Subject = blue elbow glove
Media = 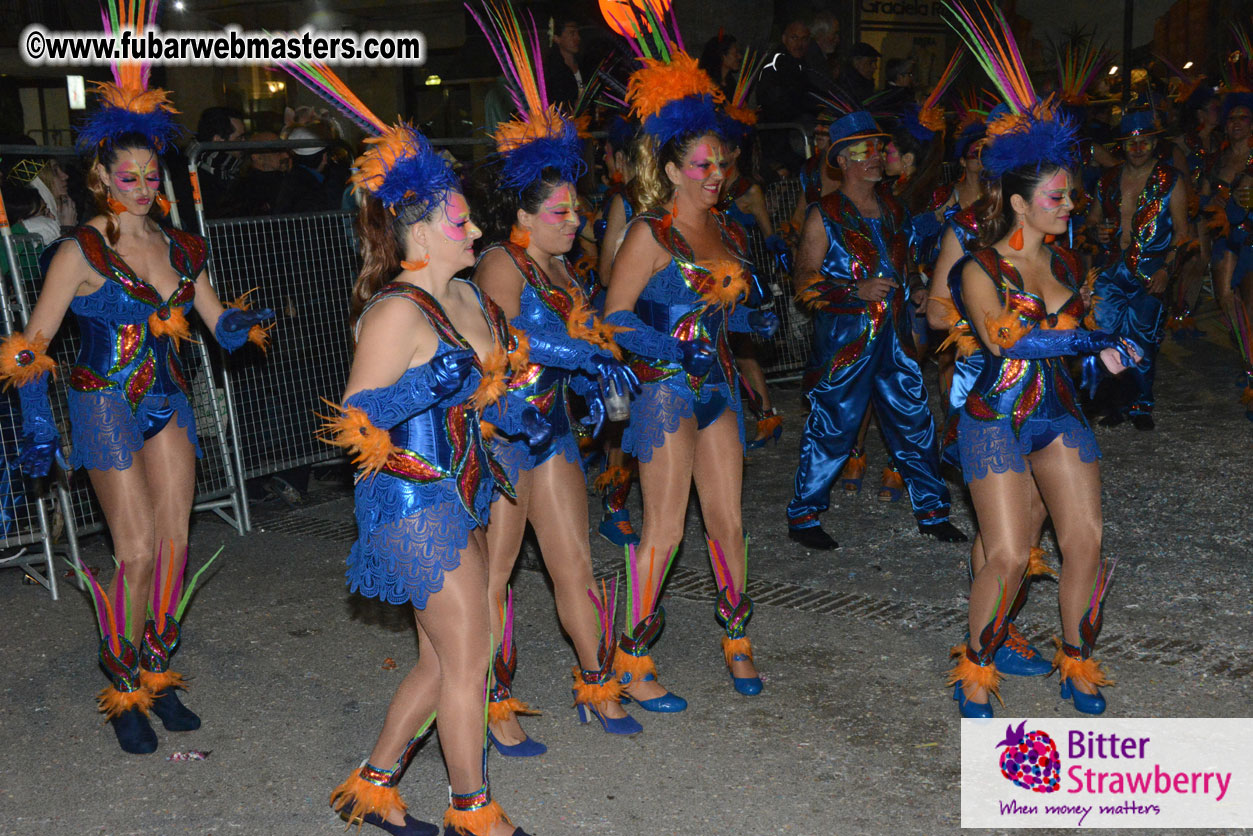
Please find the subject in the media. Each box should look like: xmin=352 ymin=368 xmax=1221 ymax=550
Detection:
xmin=580 ymin=390 xmax=606 ymax=439
xmin=487 ymin=394 xmax=553 ymax=449
xmin=15 ymin=373 xmax=65 ymax=478
xmin=748 ymin=310 xmax=779 ymax=339
xmin=1002 ymin=328 xmax=1124 ymax=360
xmin=765 ymin=234 xmax=792 ymax=276
xmin=343 ymin=348 xmax=477 ymax=429
xmin=679 ymin=339 xmax=716 ymax=377
xmin=594 ymin=356 xmax=640 ymax=400
xmin=215 ymin=306 xmax=275 ymax=353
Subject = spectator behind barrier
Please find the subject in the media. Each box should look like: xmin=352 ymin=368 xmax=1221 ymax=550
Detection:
xmin=804 ymin=10 xmax=841 ymax=90
xmin=195 ymin=105 xmax=246 ymax=218
xmin=840 ymin=41 xmax=880 ymax=105
xmin=874 ymin=57 xmax=917 ymax=113
xmin=218 ymin=131 xmax=289 ymax=218
xmin=757 ymin=21 xmax=821 ymax=176
xmin=698 ymin=31 xmax=743 ymax=101
xmin=544 ymin=11 xmax=584 ymax=112
xmin=274 ymin=122 xmax=347 ymax=214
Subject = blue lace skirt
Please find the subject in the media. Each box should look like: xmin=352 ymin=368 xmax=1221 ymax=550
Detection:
xmin=348 ymin=473 xmax=491 ymax=611
xmin=492 ymin=426 xmax=584 ymax=486
xmin=957 ymin=411 xmax=1100 ymax=483
xmin=621 ymin=377 xmax=743 ymax=462
xmin=67 ymin=390 xmax=200 ymax=471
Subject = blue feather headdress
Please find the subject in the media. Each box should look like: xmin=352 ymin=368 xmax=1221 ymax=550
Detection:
xmin=468 ymin=0 xmax=586 ymax=191
xmin=77 ymin=0 xmax=182 ymax=155
xmin=944 ymin=0 xmax=1078 ymax=180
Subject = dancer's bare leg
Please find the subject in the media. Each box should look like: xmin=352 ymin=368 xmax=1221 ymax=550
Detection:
xmin=690 ymin=410 xmax=757 ymax=680
xmin=630 ymin=415 xmax=698 ymax=701
xmin=528 ymin=455 xmax=628 ymax=719
xmin=484 ymin=470 xmax=533 ymax=746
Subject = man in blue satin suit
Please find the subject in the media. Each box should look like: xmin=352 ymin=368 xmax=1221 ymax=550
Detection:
xmin=786 ymin=109 xmax=966 ymax=551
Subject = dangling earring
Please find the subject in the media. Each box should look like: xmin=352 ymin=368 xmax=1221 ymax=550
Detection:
xmin=509 ymin=225 xmax=530 ymax=248
xmin=107 ymin=192 xmax=127 ymax=215
xmin=401 ymin=253 xmax=429 ymax=271
xmin=1009 ymin=225 xmax=1025 ymax=250
xmin=1043 ymin=233 xmax=1056 ymax=244
xmin=154 ymin=193 xmax=171 ymax=215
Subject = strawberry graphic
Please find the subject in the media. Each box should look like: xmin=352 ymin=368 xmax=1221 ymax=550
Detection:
xmin=996 ymin=721 xmax=1060 ymax=793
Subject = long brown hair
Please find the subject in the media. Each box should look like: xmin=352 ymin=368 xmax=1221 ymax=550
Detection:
xmin=86 ymin=133 xmax=165 ymax=244
xmin=972 ymin=165 xmax=1066 ymax=250
xmin=350 ymin=195 xmax=440 ymax=330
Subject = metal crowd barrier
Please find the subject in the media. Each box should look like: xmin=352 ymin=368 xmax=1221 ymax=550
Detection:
xmin=0 ymin=143 xmax=246 ymax=599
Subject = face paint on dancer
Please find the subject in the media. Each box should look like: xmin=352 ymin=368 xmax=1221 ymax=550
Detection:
xmin=522 ymin=182 xmax=579 ymax=255
xmin=1123 ymin=135 xmax=1154 ymax=167
xmin=884 ymin=142 xmax=904 ymax=177
xmin=837 ymin=138 xmax=885 ymax=182
xmin=1024 ymin=168 xmax=1074 ymax=236
xmin=105 ymin=148 xmax=161 ymax=215
xmin=429 ymin=191 xmax=481 ymax=270
xmin=669 ymin=135 xmax=727 ymax=208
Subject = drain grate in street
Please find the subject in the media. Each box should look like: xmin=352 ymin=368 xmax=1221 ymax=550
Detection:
xmin=263 ymin=507 xmax=1251 ymax=681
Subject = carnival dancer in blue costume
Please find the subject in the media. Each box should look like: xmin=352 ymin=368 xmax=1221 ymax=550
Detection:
xmin=940 ymin=0 xmax=1138 ymax=719
xmin=787 ymin=100 xmax=966 ymax=550
xmin=1205 ymin=72 xmax=1253 ymax=418
xmin=601 ymin=0 xmax=777 ymax=704
xmin=0 ymin=0 xmax=273 ymax=756
xmin=592 ymin=115 xmax=646 ymax=548
xmin=302 ymin=62 xmax=536 ymax=836
xmin=1164 ymin=62 xmax=1219 ymax=339
xmin=465 ymin=0 xmax=644 ymax=755
xmin=1086 ymin=109 xmax=1187 ymax=430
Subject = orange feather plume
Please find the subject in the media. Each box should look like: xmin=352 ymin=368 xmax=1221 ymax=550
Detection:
xmin=627 ymin=53 xmax=724 ymax=122
xmin=506 ymin=328 xmax=531 ymax=374
xmin=571 ymin=666 xmax=624 ymax=705
xmin=1044 ymin=313 xmax=1079 ymax=331
xmin=985 ymin=297 xmax=1031 ymax=349
xmin=444 ymin=801 xmax=511 ymax=836
xmin=330 ymin=772 xmax=407 ymax=827
xmin=470 ymin=348 xmax=509 ymax=409
xmin=694 ymin=259 xmax=748 ymax=311
xmin=0 ymin=332 xmax=56 ymax=388
xmin=1052 ymin=639 xmax=1114 ymax=689
xmin=148 ymin=307 xmax=192 ymax=351
xmin=494 ymin=103 xmax=572 ymax=151
xmin=315 ymin=399 xmax=396 ymax=480
xmin=350 ymin=122 xmax=422 ymax=198
xmin=247 ymin=323 xmax=274 ymax=353
xmin=947 ymin=644 xmax=1004 ymax=706
xmin=1027 ymin=546 xmax=1057 ymax=577
xmin=724 ymin=103 xmax=758 ymax=126
xmin=593 ymin=464 xmax=632 ymax=492
xmin=97 ymin=685 xmax=154 ymax=720
xmin=92 ymin=81 xmax=178 ymax=117
xmin=722 ymin=636 xmax=753 ymax=667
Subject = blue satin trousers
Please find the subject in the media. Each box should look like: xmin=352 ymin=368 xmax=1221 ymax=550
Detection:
xmin=1094 ymin=264 xmax=1163 ymax=414
xmin=787 ymin=318 xmax=951 ymax=527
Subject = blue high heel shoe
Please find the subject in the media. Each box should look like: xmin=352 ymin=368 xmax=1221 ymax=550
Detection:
xmin=618 ymin=670 xmax=687 ymax=712
xmin=952 ymin=681 xmax=994 ymax=718
xmin=487 ymin=728 xmax=547 ymax=757
xmin=1059 ymin=678 xmax=1107 ymax=715
xmin=575 ymin=699 xmax=643 ymax=734
xmin=728 ymin=652 xmax=762 ymax=696
xmin=746 ymin=411 xmax=782 ymax=450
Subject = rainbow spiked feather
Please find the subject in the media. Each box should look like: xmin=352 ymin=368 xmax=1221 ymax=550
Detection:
xmin=468 ymin=0 xmax=585 ymax=190
xmin=943 ymin=0 xmax=1077 ymax=179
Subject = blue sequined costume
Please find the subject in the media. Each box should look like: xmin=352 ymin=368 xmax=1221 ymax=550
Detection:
xmin=482 ymin=241 xmax=591 ymax=484
xmin=949 ymin=246 xmax=1099 ymax=482
xmin=1091 ymin=160 xmax=1178 ymax=415
xmin=43 ymin=225 xmax=205 ymax=471
xmin=346 ymin=281 xmax=514 ymax=610
xmin=617 ymin=211 xmax=750 ymax=461
xmin=787 ymin=189 xmax=952 ymax=529
xmin=591 ymin=184 xmax=635 ymax=314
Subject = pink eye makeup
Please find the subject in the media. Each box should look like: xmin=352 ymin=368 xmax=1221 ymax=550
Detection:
xmin=440 ymin=193 xmax=472 ymax=241
xmin=1035 ymin=171 xmax=1072 ymax=209
xmin=683 ymin=140 xmax=725 ymax=180
xmin=112 ymin=157 xmax=159 ymax=192
xmin=539 ymin=185 xmax=576 ymax=224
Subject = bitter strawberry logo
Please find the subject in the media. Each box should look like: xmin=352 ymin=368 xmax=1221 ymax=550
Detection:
xmin=996 ymin=721 xmax=1061 ymax=793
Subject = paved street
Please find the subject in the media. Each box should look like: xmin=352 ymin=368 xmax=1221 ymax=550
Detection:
xmin=1 ymin=310 xmax=1249 ymax=836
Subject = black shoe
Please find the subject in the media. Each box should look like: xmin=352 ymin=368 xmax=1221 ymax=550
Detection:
xmin=918 ymin=520 xmax=968 ymax=542
xmin=788 ymin=526 xmax=839 ymax=550
xmin=362 ymin=812 xmax=440 ymax=836
xmin=150 ymin=687 xmax=201 ymax=732
xmin=1130 ymin=413 xmax=1155 ymax=431
xmin=1097 ymin=411 xmax=1126 ymax=427
xmin=110 ymin=707 xmax=158 ymax=755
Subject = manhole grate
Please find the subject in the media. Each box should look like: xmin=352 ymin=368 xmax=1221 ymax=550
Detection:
xmin=262 ymin=507 xmax=1251 ymax=680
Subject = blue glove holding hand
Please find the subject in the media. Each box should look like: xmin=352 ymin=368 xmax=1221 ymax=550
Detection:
xmin=748 ymin=310 xmax=780 ymax=339
xmin=680 ymin=339 xmax=716 ymax=377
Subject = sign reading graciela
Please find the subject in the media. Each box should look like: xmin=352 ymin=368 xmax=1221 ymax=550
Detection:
xmin=961 ymin=718 xmax=1252 ymax=828
xmin=857 ymin=0 xmax=947 ymax=32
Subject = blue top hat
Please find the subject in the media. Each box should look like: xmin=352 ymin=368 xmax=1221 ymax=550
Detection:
xmin=1117 ymin=109 xmax=1163 ymax=140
